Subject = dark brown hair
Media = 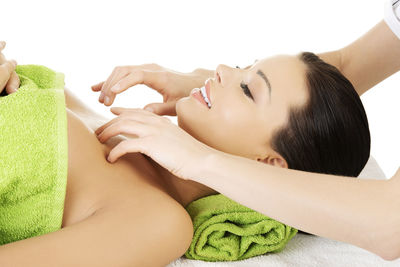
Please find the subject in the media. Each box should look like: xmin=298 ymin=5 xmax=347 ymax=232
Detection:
xmin=270 ymin=52 xmax=370 ymax=177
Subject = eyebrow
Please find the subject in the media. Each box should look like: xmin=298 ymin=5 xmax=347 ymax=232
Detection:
xmin=256 ymin=69 xmax=272 ymax=103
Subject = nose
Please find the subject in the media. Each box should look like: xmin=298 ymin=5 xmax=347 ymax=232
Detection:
xmin=215 ymin=64 xmax=236 ymax=86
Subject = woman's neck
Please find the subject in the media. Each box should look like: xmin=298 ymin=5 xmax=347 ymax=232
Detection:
xmin=143 ymin=155 xmax=218 ymax=207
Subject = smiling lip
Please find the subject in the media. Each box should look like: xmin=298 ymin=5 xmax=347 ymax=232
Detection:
xmin=205 ymin=79 xmax=211 ymax=103
xmin=191 ymin=90 xmax=209 ymax=108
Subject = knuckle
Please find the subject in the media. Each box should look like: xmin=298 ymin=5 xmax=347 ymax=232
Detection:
xmin=119 ymin=110 xmax=130 ymax=117
xmin=120 ymin=66 xmax=129 ymax=73
xmin=134 ymin=69 xmax=144 ymax=81
xmin=142 ymin=63 xmax=157 ymax=69
xmin=114 ymin=119 xmax=126 ymax=128
xmin=113 ymin=66 xmax=124 ymax=75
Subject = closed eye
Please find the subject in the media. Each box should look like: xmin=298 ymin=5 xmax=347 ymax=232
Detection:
xmin=240 ymin=82 xmax=254 ymax=101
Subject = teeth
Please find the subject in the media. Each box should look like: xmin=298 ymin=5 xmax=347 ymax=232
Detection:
xmin=200 ymin=86 xmax=211 ymax=108
xmin=191 ymin=87 xmax=200 ymax=94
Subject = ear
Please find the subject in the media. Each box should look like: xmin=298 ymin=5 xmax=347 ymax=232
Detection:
xmin=257 ymin=154 xmax=288 ymax=169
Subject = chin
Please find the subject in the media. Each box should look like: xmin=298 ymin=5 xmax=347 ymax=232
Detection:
xmin=176 ymin=97 xmax=195 ymax=134
xmin=176 ymin=97 xmax=188 ymax=127
xmin=176 ymin=97 xmax=212 ymax=146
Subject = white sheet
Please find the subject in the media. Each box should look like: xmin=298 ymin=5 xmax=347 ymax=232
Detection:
xmin=168 ymin=156 xmax=400 ymax=266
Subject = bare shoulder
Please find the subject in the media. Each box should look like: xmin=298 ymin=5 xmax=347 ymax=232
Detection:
xmin=56 ymin=109 xmax=194 ymax=265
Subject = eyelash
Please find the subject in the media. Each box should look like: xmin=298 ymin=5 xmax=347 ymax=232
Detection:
xmin=240 ymin=82 xmax=254 ymax=101
xmin=236 ymin=66 xmax=254 ymax=101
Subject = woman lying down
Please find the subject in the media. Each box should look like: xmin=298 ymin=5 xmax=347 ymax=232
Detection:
xmin=0 ymin=40 xmax=370 ymax=266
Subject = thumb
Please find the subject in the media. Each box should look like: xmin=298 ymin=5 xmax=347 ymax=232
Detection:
xmin=143 ymin=101 xmax=177 ymax=116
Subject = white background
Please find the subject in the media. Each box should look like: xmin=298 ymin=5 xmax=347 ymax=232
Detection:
xmin=1 ymin=0 xmax=399 ymax=178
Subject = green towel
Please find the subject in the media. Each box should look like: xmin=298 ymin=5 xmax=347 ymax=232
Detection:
xmin=0 ymin=65 xmax=68 ymax=245
xmin=184 ymin=194 xmax=298 ymax=261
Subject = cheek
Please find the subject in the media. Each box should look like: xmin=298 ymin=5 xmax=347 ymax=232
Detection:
xmin=211 ymin=120 xmax=266 ymax=157
xmin=176 ymin=97 xmax=267 ymax=157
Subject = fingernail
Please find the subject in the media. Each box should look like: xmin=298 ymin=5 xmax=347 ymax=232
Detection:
xmin=104 ymin=96 xmax=110 ymax=105
xmin=111 ymin=84 xmax=119 ymax=92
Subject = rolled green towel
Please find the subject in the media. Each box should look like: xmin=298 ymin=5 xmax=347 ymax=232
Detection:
xmin=184 ymin=194 xmax=298 ymax=261
xmin=0 ymin=65 xmax=68 ymax=245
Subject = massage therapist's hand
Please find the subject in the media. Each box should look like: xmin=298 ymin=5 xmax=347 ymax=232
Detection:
xmin=91 ymin=63 xmax=213 ymax=115
xmin=95 ymin=107 xmax=215 ymax=180
xmin=0 ymin=41 xmax=20 ymax=95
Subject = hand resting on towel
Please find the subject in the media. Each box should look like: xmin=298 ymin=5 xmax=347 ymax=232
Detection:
xmin=0 ymin=41 xmax=20 ymax=96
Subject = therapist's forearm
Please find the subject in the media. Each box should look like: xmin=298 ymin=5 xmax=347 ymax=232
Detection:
xmin=318 ymin=20 xmax=400 ymax=96
xmin=196 ymin=151 xmax=400 ymax=260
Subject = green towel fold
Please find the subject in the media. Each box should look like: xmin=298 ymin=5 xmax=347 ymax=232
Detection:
xmin=184 ymin=194 xmax=297 ymax=261
xmin=0 ymin=65 xmax=68 ymax=245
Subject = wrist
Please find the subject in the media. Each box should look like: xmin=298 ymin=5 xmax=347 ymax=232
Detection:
xmin=191 ymin=68 xmax=215 ymax=84
xmin=180 ymin=68 xmax=215 ymax=97
xmin=317 ymin=49 xmax=344 ymax=73
xmin=190 ymin=146 xmax=224 ymax=184
xmin=191 ymin=67 xmax=215 ymax=76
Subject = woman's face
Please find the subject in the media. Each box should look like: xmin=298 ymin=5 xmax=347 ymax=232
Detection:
xmin=176 ymin=55 xmax=309 ymax=166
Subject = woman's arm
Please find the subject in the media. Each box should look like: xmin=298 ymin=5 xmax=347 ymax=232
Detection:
xmin=198 ymin=151 xmax=400 ymax=261
xmin=0 ymin=200 xmax=191 ymax=266
xmin=318 ymin=20 xmax=400 ymax=96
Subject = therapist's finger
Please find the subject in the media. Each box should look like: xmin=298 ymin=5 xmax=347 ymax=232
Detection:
xmin=102 ymin=73 xmax=121 ymax=106
xmin=110 ymin=70 xmax=167 ymax=94
xmin=104 ymin=70 xmax=167 ymax=107
xmin=143 ymin=101 xmax=178 ymax=116
xmin=100 ymin=67 xmax=128 ymax=105
xmin=98 ymin=70 xmax=116 ymax=103
xmin=107 ymin=138 xmax=150 ymax=163
xmin=97 ymin=119 xmax=149 ymax=144
xmin=91 ymin=81 xmax=104 ymax=92
xmin=95 ymin=107 xmax=153 ymax=135
xmin=95 ymin=115 xmax=123 ymax=135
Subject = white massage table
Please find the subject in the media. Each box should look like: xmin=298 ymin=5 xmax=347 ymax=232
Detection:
xmin=168 ymin=156 xmax=400 ymax=267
